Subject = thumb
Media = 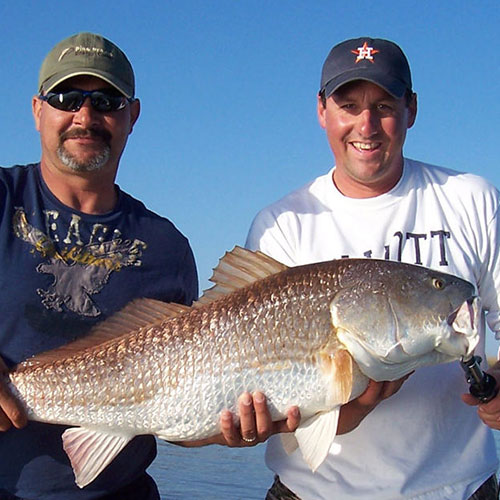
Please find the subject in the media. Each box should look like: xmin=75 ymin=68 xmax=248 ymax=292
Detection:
xmin=461 ymin=393 xmax=480 ymax=407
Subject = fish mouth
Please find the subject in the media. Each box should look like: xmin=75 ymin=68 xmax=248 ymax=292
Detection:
xmin=443 ymin=296 xmax=481 ymax=358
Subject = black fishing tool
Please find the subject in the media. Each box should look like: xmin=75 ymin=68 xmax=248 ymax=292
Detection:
xmin=460 ymin=355 xmax=498 ymax=403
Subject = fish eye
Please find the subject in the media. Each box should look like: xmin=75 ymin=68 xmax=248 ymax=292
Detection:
xmin=432 ymin=278 xmax=445 ymax=290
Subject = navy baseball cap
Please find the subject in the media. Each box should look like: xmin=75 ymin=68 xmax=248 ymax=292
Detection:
xmin=320 ymin=37 xmax=412 ymax=99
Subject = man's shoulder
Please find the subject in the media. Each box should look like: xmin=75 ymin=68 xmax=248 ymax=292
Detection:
xmin=119 ymin=190 xmax=190 ymax=242
xmin=408 ymin=159 xmax=496 ymax=192
xmin=0 ymin=163 xmax=39 ymax=200
xmin=255 ymin=169 xmax=332 ymax=220
xmin=0 ymin=163 xmax=38 ymax=183
xmin=246 ymin=170 xmax=332 ymax=253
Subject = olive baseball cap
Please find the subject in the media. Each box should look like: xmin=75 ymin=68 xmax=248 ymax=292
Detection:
xmin=320 ymin=37 xmax=412 ymax=99
xmin=38 ymin=32 xmax=135 ymax=98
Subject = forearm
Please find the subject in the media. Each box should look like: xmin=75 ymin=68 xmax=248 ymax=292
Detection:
xmin=174 ymin=435 xmax=224 ymax=447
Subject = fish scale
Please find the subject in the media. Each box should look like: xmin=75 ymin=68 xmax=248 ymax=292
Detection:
xmin=7 ymin=247 xmax=480 ymax=488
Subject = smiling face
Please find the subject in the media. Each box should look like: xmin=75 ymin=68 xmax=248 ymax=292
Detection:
xmin=317 ymin=80 xmax=417 ymax=198
xmin=32 ymin=75 xmax=140 ymax=180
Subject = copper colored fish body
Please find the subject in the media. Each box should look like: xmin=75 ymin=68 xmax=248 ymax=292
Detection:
xmin=7 ymin=248 xmax=480 ymax=487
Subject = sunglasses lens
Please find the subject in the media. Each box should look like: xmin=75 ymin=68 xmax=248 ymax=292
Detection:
xmin=43 ymin=90 xmax=128 ymax=112
xmin=90 ymin=92 xmax=126 ymax=112
xmin=47 ymin=91 xmax=84 ymax=112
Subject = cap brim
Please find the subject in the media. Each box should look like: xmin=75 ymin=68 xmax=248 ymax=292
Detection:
xmin=323 ymin=70 xmax=407 ymax=99
xmin=41 ymin=69 xmax=133 ymax=98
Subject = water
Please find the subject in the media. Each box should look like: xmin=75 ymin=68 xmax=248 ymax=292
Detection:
xmin=148 ymin=440 xmax=272 ymax=499
xmin=148 ymin=432 xmax=500 ymax=499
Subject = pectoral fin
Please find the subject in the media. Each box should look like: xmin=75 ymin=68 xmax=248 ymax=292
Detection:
xmin=62 ymin=427 xmax=133 ymax=488
xmin=294 ymin=407 xmax=341 ymax=472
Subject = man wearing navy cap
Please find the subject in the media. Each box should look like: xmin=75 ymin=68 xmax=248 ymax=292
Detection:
xmin=246 ymin=38 xmax=500 ymax=499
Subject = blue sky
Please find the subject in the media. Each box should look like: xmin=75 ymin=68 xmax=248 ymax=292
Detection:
xmin=1 ymin=1 xmax=499 ymax=351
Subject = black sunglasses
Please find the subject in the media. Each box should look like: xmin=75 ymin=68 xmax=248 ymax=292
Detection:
xmin=38 ymin=89 xmax=134 ymax=113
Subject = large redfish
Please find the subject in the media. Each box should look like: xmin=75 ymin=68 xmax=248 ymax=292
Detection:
xmin=6 ymin=247 xmax=480 ymax=488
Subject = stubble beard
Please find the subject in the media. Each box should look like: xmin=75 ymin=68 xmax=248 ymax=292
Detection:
xmin=57 ymin=127 xmax=112 ymax=172
xmin=57 ymin=144 xmax=111 ymax=172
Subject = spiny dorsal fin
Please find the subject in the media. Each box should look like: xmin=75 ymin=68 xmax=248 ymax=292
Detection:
xmin=18 ymin=298 xmax=190 ymax=367
xmin=194 ymin=246 xmax=288 ymax=307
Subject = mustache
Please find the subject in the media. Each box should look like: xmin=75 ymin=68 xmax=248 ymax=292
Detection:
xmin=60 ymin=127 xmax=112 ymax=145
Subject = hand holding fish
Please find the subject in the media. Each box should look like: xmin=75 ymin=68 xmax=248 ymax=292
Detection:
xmin=462 ymin=362 xmax=500 ymax=430
xmin=179 ymin=391 xmax=301 ymax=447
xmin=0 ymin=357 xmax=27 ymax=431
xmin=218 ymin=391 xmax=300 ymax=446
xmin=337 ymin=376 xmax=411 ymax=434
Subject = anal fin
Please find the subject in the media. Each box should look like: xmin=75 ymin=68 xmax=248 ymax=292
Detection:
xmin=62 ymin=427 xmax=134 ymax=488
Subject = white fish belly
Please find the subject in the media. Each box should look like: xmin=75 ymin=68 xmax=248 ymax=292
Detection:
xmin=156 ymin=357 xmax=335 ymax=441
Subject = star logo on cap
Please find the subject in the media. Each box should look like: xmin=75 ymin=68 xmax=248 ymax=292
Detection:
xmin=351 ymin=42 xmax=379 ymax=63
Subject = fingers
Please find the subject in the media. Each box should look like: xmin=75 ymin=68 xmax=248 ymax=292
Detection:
xmin=378 ymin=377 xmax=409 ymax=400
xmin=0 ymin=376 xmax=27 ymax=431
xmin=477 ymin=406 xmax=500 ymax=429
xmin=240 ymin=392 xmax=262 ymax=443
xmin=477 ymin=397 xmax=500 ymax=430
xmin=337 ymin=375 xmax=412 ymax=435
xmin=219 ymin=409 xmax=241 ymax=446
xmin=253 ymin=392 xmax=301 ymax=436
xmin=219 ymin=391 xmax=301 ymax=448
xmin=0 ymin=386 xmax=26 ymax=430
xmin=461 ymin=393 xmax=480 ymax=407
xmin=462 ymin=390 xmax=500 ymax=430
xmin=356 ymin=380 xmax=392 ymax=407
xmin=272 ymin=405 xmax=301 ymax=434
xmin=358 ymin=374 xmax=412 ymax=407
xmin=219 ymin=393 xmax=260 ymax=447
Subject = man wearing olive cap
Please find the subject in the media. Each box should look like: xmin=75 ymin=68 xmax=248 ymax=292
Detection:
xmin=0 ymin=32 xmax=199 ymax=499
xmin=246 ymin=37 xmax=500 ymax=500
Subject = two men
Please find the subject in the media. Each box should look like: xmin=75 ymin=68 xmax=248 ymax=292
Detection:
xmin=2 ymin=32 xmax=499 ymax=500
xmin=247 ymin=38 xmax=500 ymax=499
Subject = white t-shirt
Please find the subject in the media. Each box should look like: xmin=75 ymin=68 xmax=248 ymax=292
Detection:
xmin=246 ymin=159 xmax=500 ymax=500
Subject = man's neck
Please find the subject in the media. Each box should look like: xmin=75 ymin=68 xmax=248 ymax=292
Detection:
xmin=332 ymin=161 xmax=404 ymax=199
xmin=39 ymin=160 xmax=118 ymax=215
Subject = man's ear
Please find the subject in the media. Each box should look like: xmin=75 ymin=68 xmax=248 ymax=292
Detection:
xmin=407 ymin=93 xmax=417 ymax=129
xmin=128 ymin=98 xmax=141 ymax=134
xmin=32 ymin=96 xmax=43 ymax=132
xmin=317 ymin=94 xmax=327 ymax=130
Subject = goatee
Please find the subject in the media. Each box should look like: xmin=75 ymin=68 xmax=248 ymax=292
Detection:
xmin=57 ymin=127 xmax=112 ymax=172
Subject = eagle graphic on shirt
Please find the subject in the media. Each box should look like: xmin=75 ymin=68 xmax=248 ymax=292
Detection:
xmin=12 ymin=207 xmax=146 ymax=317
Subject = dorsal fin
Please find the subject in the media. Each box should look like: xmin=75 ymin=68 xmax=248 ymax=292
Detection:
xmin=18 ymin=298 xmax=190 ymax=367
xmin=194 ymin=246 xmax=288 ymax=307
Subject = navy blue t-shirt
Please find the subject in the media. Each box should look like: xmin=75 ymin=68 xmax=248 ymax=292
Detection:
xmin=0 ymin=164 xmax=198 ymax=499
